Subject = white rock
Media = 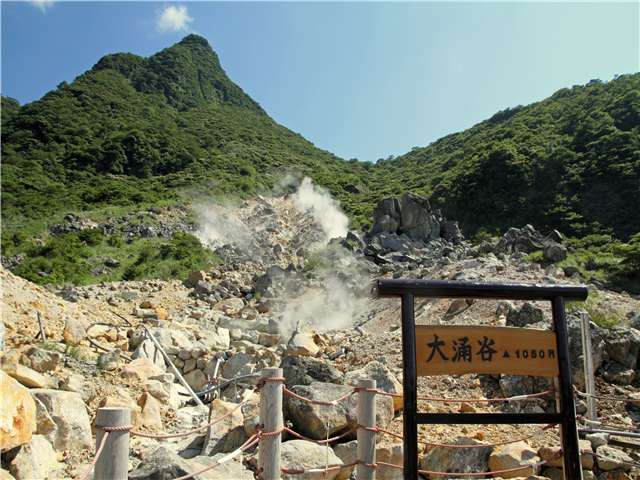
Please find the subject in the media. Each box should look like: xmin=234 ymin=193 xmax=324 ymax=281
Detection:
xmin=30 ymin=389 xmax=92 ymax=450
xmin=9 ymin=435 xmax=58 ymax=480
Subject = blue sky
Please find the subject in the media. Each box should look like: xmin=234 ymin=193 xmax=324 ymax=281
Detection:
xmin=2 ymin=1 xmax=639 ymax=163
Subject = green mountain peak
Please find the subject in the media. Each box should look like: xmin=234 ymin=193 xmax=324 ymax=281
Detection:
xmin=91 ymin=34 xmax=262 ymax=113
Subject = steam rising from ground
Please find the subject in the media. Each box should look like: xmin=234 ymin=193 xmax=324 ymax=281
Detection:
xmin=193 ymin=177 xmax=361 ymax=336
xmin=193 ymin=205 xmax=249 ymax=247
xmin=292 ymin=177 xmax=349 ymax=241
xmin=276 ymin=277 xmax=360 ymax=337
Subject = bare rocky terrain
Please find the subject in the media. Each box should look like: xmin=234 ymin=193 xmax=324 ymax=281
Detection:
xmin=2 ymin=192 xmax=640 ymax=480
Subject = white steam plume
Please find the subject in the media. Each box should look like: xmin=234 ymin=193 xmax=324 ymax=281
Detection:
xmin=193 ymin=204 xmax=249 ymax=247
xmin=292 ymin=177 xmax=349 ymax=241
xmin=277 ymin=277 xmax=359 ymax=338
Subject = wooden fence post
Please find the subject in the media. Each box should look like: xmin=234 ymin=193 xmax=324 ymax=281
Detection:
xmin=258 ymin=368 xmax=283 ymax=480
xmin=357 ymin=379 xmax=377 ymax=480
xmin=94 ymin=407 xmax=130 ymax=480
xmin=581 ymin=312 xmax=597 ymax=425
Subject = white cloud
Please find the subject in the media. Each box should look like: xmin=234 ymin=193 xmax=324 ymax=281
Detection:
xmin=30 ymin=1 xmax=55 ymax=13
xmin=156 ymin=5 xmax=193 ymax=33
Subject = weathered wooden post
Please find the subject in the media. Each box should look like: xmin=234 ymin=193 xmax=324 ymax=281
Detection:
xmin=581 ymin=312 xmax=597 ymax=425
xmin=357 ymin=379 xmax=377 ymax=480
xmin=94 ymin=407 xmax=130 ymax=480
xmin=258 ymin=368 xmax=283 ymax=480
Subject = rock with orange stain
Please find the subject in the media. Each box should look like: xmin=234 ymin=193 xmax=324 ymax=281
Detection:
xmin=0 ymin=371 xmax=37 ymax=452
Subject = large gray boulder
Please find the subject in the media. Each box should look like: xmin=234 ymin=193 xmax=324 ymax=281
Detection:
xmin=129 ymin=446 xmax=186 ymax=479
xmin=60 ymin=374 xmax=97 ymax=404
xmin=344 ymin=361 xmax=403 ymax=412
xmin=30 ymin=389 xmax=92 ymax=451
xmin=221 ymin=352 xmax=255 ymax=379
xmin=543 ymin=243 xmax=568 ymax=263
xmin=606 ymin=325 xmax=640 ymax=368
xmin=419 ymin=436 xmax=493 ymax=480
xmin=250 ymin=440 xmax=345 ymax=480
xmin=131 ymin=339 xmax=166 ymax=372
xmin=399 ymin=193 xmax=440 ymax=241
xmin=255 ymin=265 xmax=286 ymax=297
xmin=600 ymin=361 xmax=636 ymax=385
xmin=506 ymin=302 xmax=548 ymax=328
xmin=371 ymin=197 xmax=402 ymax=236
xmin=566 ymin=313 xmax=608 ymax=391
xmin=9 ymin=434 xmax=58 ymax=480
xmin=499 ymin=374 xmax=553 ymax=399
xmin=25 ymin=347 xmax=61 ymax=373
xmin=280 ymin=355 xmax=343 ymax=389
xmin=283 ymin=382 xmax=393 ymax=441
xmin=130 ymin=445 xmax=252 ymax=480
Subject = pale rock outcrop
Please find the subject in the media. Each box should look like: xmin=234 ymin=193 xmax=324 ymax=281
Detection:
xmin=24 ymin=347 xmax=61 ymax=373
xmin=32 ymin=395 xmax=57 ymax=436
xmin=201 ymin=399 xmax=244 ymax=456
xmin=419 ymin=436 xmax=493 ymax=480
xmin=1 ymin=362 xmax=46 ymax=388
xmin=250 ymin=440 xmax=347 ymax=480
xmin=184 ymin=369 xmax=207 ymax=393
xmin=538 ymin=440 xmax=594 ymax=469
xmin=60 ymin=373 xmax=97 ymax=404
xmin=96 ymin=349 xmax=120 ymax=371
xmin=137 ymin=393 xmax=163 ymax=430
xmin=132 ymin=339 xmax=166 ymax=372
xmin=144 ymin=379 xmax=171 ymax=403
xmin=488 ymin=441 xmax=541 ymax=478
xmin=8 ymin=435 xmax=58 ymax=480
xmin=0 ymin=469 xmax=16 ymax=480
xmin=62 ymin=318 xmax=86 ymax=345
xmin=594 ymin=446 xmax=633 ymax=471
xmin=31 ymin=389 xmax=92 ymax=450
xmin=283 ymin=382 xmax=393 ymax=441
xmin=285 ymin=331 xmax=319 ymax=357
xmin=122 ymin=358 xmax=163 ymax=382
xmin=221 ymin=352 xmax=255 ymax=379
xmin=0 ymin=371 xmax=36 ymax=453
xmin=344 ymin=361 xmax=403 ymax=412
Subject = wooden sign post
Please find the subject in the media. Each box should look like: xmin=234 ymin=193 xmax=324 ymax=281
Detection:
xmin=377 ymin=279 xmax=588 ymax=480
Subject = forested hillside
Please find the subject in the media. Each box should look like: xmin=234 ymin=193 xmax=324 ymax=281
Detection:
xmin=2 ymin=34 xmax=639 ymax=242
xmin=1 ymin=35 xmax=372 ymax=228
xmin=384 ymin=75 xmax=640 ymax=241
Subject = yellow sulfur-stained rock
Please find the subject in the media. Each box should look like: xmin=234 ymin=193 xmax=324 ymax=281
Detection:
xmin=1 ymin=362 xmax=46 ymax=388
xmin=122 ymin=358 xmax=163 ymax=383
xmin=1 ymin=468 xmax=17 ymax=479
xmin=137 ymin=393 xmax=163 ymax=431
xmin=0 ymin=371 xmax=37 ymax=453
xmin=488 ymin=441 xmax=541 ymax=479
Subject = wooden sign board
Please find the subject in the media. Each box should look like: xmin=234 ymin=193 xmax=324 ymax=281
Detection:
xmin=416 ymin=325 xmax=559 ymax=377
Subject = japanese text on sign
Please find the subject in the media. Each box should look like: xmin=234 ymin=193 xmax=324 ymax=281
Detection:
xmin=415 ymin=326 xmax=559 ymax=377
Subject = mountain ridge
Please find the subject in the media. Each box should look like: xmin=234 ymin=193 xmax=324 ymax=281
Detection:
xmin=2 ymin=34 xmax=639 ymax=241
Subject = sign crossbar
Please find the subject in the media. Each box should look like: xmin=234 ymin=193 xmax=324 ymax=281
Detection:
xmin=377 ymin=278 xmax=588 ymax=480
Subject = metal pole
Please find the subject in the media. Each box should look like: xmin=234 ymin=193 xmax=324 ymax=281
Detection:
xmin=401 ymin=294 xmax=417 ymax=480
xmin=580 ymin=312 xmax=597 ymax=425
xmin=552 ymin=296 xmax=583 ymax=480
xmin=357 ymin=379 xmax=377 ymax=480
xmin=143 ymin=327 xmax=204 ymax=407
xmin=258 ymin=368 xmax=283 ymax=480
xmin=94 ymin=407 xmax=130 ymax=480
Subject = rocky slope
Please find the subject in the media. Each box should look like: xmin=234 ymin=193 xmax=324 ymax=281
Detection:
xmin=2 ymin=192 xmax=640 ymax=480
